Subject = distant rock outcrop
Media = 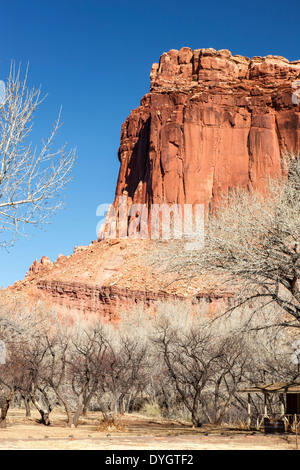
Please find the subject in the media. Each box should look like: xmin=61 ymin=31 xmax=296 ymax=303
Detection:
xmin=26 ymin=256 xmax=53 ymax=277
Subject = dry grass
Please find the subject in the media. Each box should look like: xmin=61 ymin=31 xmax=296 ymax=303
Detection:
xmin=0 ymin=407 xmax=298 ymax=450
xmin=96 ymin=412 xmax=127 ymax=432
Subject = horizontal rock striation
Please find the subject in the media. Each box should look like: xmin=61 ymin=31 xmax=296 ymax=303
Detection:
xmin=34 ymin=277 xmax=231 ymax=320
xmin=6 ymin=238 xmax=232 ymax=320
xmin=36 ymin=280 xmax=187 ymax=320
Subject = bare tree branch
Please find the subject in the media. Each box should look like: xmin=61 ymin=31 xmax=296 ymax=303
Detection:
xmin=0 ymin=63 xmax=76 ymax=247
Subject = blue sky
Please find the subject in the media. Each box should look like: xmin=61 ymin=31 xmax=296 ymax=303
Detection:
xmin=0 ymin=0 xmax=299 ymax=288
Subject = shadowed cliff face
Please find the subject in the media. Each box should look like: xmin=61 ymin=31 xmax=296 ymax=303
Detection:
xmin=114 ymin=48 xmax=300 ymax=215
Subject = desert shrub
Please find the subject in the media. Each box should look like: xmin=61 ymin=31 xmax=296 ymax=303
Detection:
xmin=96 ymin=411 xmax=126 ymax=432
xmin=140 ymin=403 xmax=162 ymax=419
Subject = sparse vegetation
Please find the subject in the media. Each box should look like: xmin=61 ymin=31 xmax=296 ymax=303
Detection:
xmin=151 ymin=153 xmax=300 ymax=330
xmin=1 ymin=148 xmax=300 ymax=436
xmin=0 ymin=299 xmax=298 ymax=432
xmin=140 ymin=403 xmax=162 ymax=418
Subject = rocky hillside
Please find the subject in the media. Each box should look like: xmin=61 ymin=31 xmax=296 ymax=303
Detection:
xmin=2 ymin=48 xmax=300 ymax=320
xmin=5 ymin=239 xmax=230 ymax=320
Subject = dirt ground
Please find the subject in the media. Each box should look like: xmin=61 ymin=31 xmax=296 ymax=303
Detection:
xmin=0 ymin=408 xmax=299 ymax=450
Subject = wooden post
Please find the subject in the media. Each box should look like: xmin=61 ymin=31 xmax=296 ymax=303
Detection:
xmin=295 ymin=414 xmax=298 ymax=451
xmin=280 ymin=393 xmax=285 ymax=418
xmin=264 ymin=393 xmax=268 ymax=418
xmin=247 ymin=393 xmax=251 ymax=428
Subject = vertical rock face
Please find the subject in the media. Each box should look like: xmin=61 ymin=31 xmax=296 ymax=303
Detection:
xmin=113 ymin=48 xmax=300 ymax=219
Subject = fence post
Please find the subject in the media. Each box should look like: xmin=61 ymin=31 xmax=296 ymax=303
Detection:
xmin=295 ymin=414 xmax=298 ymax=451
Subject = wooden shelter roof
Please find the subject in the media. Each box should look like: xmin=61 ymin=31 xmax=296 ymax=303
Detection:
xmin=239 ymin=382 xmax=300 ymax=394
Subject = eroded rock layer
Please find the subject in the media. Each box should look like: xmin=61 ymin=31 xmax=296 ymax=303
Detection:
xmin=6 ymin=239 xmax=230 ymax=320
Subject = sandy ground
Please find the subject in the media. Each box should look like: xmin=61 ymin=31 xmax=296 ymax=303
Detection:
xmin=0 ymin=409 xmax=298 ymax=450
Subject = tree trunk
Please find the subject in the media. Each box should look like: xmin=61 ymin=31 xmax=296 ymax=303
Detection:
xmin=23 ymin=395 xmax=31 ymax=417
xmin=31 ymin=395 xmax=51 ymax=426
xmin=82 ymin=389 xmax=96 ymax=416
xmin=191 ymin=389 xmax=202 ymax=428
xmin=191 ymin=410 xmax=202 ymax=428
xmin=0 ymin=390 xmax=14 ymax=429
xmin=118 ymin=396 xmax=125 ymax=415
xmin=72 ymin=394 xmax=84 ymax=428
xmin=55 ymin=389 xmax=73 ymax=427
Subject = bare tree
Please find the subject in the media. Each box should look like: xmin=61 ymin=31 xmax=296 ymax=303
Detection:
xmin=150 ymin=307 xmax=224 ymax=427
xmin=41 ymin=329 xmax=75 ymax=427
xmin=201 ymin=335 xmax=250 ymax=425
xmin=0 ymin=299 xmax=55 ymax=426
xmin=0 ymin=63 xmax=76 ymax=247
xmin=104 ymin=333 xmax=150 ymax=415
xmin=0 ymin=341 xmax=32 ymax=428
xmin=132 ymin=301 xmax=297 ymax=426
xmin=154 ymin=153 xmax=300 ymax=329
xmin=23 ymin=334 xmax=54 ymax=425
xmin=41 ymin=320 xmax=113 ymax=428
xmin=67 ymin=323 xmax=111 ymax=426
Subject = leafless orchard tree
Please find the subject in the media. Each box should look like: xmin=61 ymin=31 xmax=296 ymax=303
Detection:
xmin=40 ymin=328 xmax=77 ymax=428
xmin=66 ymin=322 xmax=112 ymax=426
xmin=0 ymin=334 xmax=49 ymax=428
xmin=0 ymin=345 xmax=29 ymax=428
xmin=199 ymin=334 xmax=250 ymax=425
xmin=39 ymin=319 xmax=116 ymax=428
xmin=20 ymin=333 xmax=54 ymax=425
xmin=117 ymin=307 xmax=170 ymax=416
xmin=148 ymin=305 xmax=230 ymax=427
xmin=152 ymin=153 xmax=300 ymax=330
xmin=127 ymin=301 xmax=298 ymax=426
xmin=0 ymin=298 xmax=298 ymax=429
xmin=103 ymin=332 xmax=150 ymax=415
xmin=0 ymin=299 xmax=55 ymax=426
xmin=0 ymin=63 xmax=76 ymax=247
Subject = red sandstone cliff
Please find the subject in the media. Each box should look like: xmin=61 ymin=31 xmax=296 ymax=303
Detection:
xmin=110 ymin=48 xmax=300 ymax=231
xmin=2 ymin=48 xmax=300 ymax=319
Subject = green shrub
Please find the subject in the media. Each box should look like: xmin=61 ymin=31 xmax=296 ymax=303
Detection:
xmin=140 ymin=403 xmax=162 ymax=418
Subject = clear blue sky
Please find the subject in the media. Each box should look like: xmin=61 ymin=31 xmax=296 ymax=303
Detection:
xmin=0 ymin=0 xmax=299 ymax=288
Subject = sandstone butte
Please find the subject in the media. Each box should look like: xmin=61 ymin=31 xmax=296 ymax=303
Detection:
xmin=1 ymin=47 xmax=300 ymax=321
